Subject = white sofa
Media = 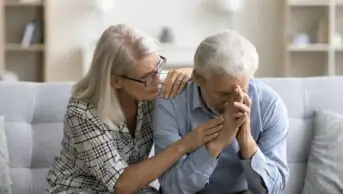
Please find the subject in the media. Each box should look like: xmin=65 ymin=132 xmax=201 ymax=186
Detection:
xmin=1 ymin=76 xmax=343 ymax=194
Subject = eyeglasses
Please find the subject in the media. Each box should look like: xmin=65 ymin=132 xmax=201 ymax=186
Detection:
xmin=119 ymin=55 xmax=167 ymax=90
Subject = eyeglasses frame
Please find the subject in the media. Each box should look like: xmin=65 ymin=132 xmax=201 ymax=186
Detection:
xmin=118 ymin=55 xmax=167 ymax=88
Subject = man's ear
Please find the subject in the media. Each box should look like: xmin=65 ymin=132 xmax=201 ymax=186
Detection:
xmin=111 ymin=75 xmax=122 ymax=89
xmin=192 ymin=70 xmax=201 ymax=85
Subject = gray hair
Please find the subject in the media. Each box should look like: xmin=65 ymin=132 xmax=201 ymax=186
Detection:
xmin=71 ymin=24 xmax=160 ymax=128
xmin=194 ymin=29 xmax=259 ymax=79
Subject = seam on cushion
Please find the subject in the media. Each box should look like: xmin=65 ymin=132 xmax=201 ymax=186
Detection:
xmin=10 ymin=167 xmax=35 ymax=194
xmin=30 ymin=169 xmax=34 ymax=194
xmin=29 ymin=84 xmax=38 ymax=169
xmin=302 ymin=79 xmax=308 ymax=119
xmin=31 ymin=83 xmax=38 ymax=124
xmin=5 ymin=121 xmax=62 ymax=124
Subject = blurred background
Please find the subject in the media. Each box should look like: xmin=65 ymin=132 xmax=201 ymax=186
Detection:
xmin=0 ymin=0 xmax=342 ymax=82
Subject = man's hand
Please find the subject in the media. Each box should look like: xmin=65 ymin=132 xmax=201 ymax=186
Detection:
xmin=181 ymin=116 xmax=224 ymax=153
xmin=206 ymin=89 xmax=247 ymax=158
xmin=234 ymin=87 xmax=257 ymax=159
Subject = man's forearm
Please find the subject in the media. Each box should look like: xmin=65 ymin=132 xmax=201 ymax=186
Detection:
xmin=241 ymin=148 xmax=288 ymax=194
xmin=115 ymin=139 xmax=188 ymax=193
xmin=159 ymin=146 xmax=218 ymax=194
xmin=238 ymin=137 xmax=258 ymax=160
xmin=206 ymin=140 xmax=225 ymax=158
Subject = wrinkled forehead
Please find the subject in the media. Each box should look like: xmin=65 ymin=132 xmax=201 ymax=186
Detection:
xmin=209 ymin=74 xmax=249 ymax=92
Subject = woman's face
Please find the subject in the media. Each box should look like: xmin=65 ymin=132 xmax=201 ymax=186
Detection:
xmin=116 ymin=53 xmax=165 ymax=101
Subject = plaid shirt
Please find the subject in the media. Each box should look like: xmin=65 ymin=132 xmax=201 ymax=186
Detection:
xmin=47 ymin=99 xmax=155 ymax=193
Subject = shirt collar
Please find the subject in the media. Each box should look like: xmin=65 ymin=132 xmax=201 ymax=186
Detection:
xmin=191 ymin=81 xmax=209 ymax=112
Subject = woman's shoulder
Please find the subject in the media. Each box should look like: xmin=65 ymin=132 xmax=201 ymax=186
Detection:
xmin=65 ymin=98 xmax=122 ymax=131
xmin=65 ymin=98 xmax=97 ymax=120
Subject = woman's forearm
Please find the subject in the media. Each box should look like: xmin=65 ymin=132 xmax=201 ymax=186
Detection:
xmin=114 ymin=139 xmax=188 ymax=193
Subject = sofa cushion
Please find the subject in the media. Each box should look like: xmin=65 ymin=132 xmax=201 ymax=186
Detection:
xmin=0 ymin=115 xmax=12 ymax=194
xmin=304 ymin=77 xmax=343 ymax=117
xmin=302 ymin=110 xmax=343 ymax=194
xmin=287 ymin=118 xmax=313 ymax=163
xmin=283 ymin=163 xmax=307 ymax=194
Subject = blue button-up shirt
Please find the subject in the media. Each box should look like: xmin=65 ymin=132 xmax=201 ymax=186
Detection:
xmin=153 ymin=79 xmax=289 ymax=194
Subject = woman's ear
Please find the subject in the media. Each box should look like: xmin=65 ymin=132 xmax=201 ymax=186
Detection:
xmin=111 ymin=75 xmax=122 ymax=89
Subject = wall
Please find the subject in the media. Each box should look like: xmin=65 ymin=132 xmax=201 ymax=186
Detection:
xmin=235 ymin=0 xmax=284 ymax=77
xmin=46 ymin=0 xmax=284 ymax=82
xmin=46 ymin=0 xmax=101 ymax=81
xmin=0 ymin=0 xmax=4 ymax=72
xmin=336 ymin=6 xmax=343 ymax=75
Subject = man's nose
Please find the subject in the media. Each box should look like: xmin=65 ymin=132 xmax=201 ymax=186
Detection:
xmin=223 ymin=102 xmax=229 ymax=109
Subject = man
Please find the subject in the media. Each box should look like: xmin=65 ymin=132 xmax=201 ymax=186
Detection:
xmin=153 ymin=29 xmax=289 ymax=194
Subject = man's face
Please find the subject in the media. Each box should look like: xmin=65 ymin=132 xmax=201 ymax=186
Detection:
xmin=195 ymin=72 xmax=250 ymax=115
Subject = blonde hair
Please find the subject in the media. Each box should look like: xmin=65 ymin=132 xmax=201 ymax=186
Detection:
xmin=194 ymin=29 xmax=259 ymax=79
xmin=71 ymin=24 xmax=160 ymax=128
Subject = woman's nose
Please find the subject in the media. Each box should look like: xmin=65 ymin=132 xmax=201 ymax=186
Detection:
xmin=147 ymin=76 xmax=162 ymax=91
xmin=152 ymin=75 xmax=163 ymax=84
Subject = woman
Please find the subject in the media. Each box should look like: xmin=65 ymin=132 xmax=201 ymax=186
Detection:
xmin=47 ymin=24 xmax=223 ymax=194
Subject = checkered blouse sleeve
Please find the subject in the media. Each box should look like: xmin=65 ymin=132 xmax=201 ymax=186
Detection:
xmin=66 ymin=112 xmax=128 ymax=190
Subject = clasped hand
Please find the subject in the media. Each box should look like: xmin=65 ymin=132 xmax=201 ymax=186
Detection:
xmin=181 ymin=85 xmax=257 ymax=159
xmin=206 ymin=86 xmax=257 ymax=159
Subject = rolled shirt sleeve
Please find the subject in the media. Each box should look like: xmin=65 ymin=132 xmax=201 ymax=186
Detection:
xmin=67 ymin=113 xmax=128 ymax=191
xmin=241 ymin=95 xmax=289 ymax=194
xmin=153 ymin=100 xmax=218 ymax=194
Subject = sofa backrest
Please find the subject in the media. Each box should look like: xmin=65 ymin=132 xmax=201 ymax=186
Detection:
xmin=0 ymin=82 xmax=73 ymax=194
xmin=1 ymin=77 xmax=343 ymax=194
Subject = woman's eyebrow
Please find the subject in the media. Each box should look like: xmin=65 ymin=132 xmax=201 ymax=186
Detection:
xmin=138 ymin=57 xmax=161 ymax=79
xmin=139 ymin=71 xmax=154 ymax=79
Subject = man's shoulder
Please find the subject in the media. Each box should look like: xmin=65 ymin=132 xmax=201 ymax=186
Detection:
xmin=156 ymin=81 xmax=193 ymax=108
xmin=250 ymin=79 xmax=288 ymax=120
xmin=250 ymin=78 xmax=281 ymax=104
